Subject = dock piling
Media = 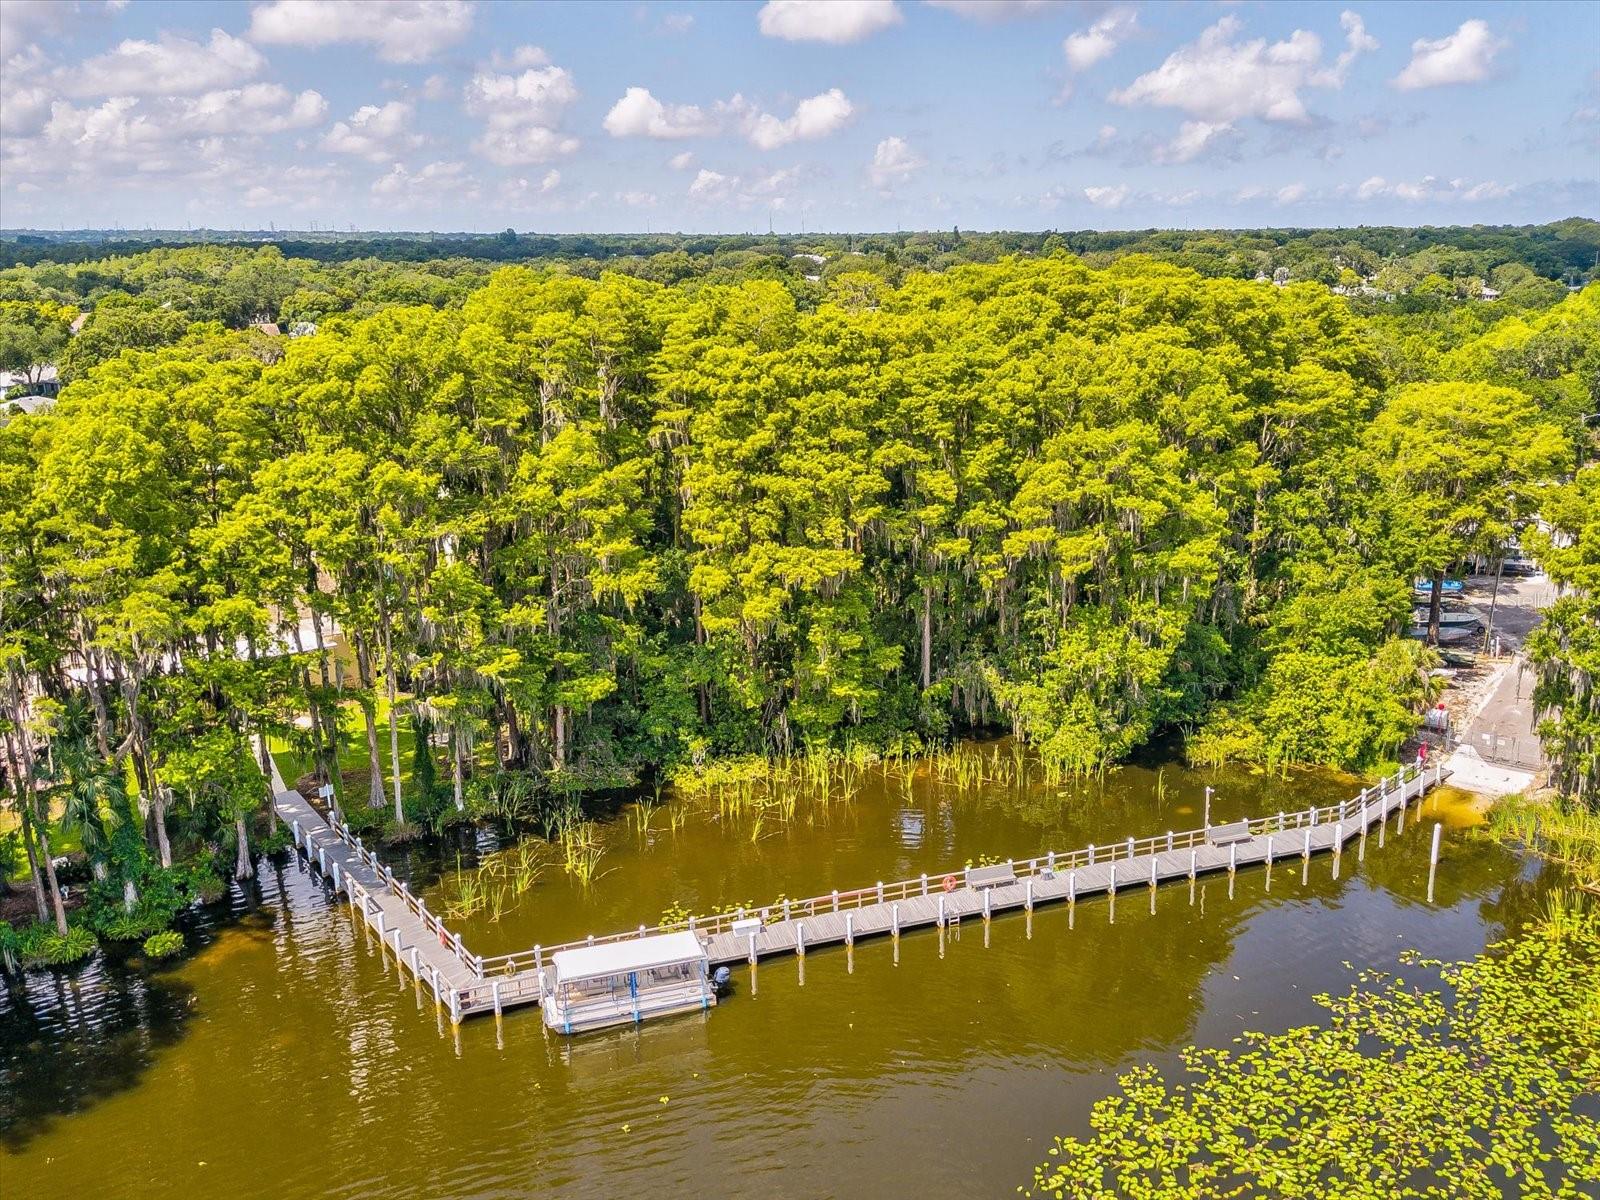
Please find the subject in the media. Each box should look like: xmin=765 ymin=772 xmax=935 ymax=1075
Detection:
xmin=1428 ymin=823 xmax=1442 ymax=903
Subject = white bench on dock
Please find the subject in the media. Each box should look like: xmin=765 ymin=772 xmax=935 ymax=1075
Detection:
xmin=964 ymin=863 xmax=1018 ymax=889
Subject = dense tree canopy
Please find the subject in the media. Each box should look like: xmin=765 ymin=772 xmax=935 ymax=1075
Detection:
xmin=1 ymin=245 xmax=1594 ymax=956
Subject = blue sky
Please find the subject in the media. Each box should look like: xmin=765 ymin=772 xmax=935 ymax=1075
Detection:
xmin=2 ymin=1 xmax=1596 ymax=233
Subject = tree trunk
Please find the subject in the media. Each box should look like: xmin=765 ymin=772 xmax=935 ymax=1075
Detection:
xmin=34 ymin=816 xmax=69 ymax=937
xmin=921 ymin=581 xmax=933 ymax=690
xmin=18 ymin=804 xmax=50 ymax=923
xmin=451 ymin=726 xmax=465 ymax=811
xmin=353 ymin=635 xmax=385 ymax=808
xmin=378 ymin=586 xmax=404 ymax=823
xmin=1482 ymin=557 xmax=1505 ymax=654
xmin=1427 ymin=569 xmax=1444 ymax=645
xmin=234 ymin=811 xmax=254 ymax=881
xmin=152 ymin=788 xmax=173 ymax=869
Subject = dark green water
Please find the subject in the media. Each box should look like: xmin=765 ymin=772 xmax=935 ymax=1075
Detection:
xmin=0 ymin=748 xmax=1553 ymax=1199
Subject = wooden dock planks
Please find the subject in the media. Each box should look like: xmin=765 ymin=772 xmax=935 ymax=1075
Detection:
xmin=270 ymin=751 xmax=1448 ymax=1025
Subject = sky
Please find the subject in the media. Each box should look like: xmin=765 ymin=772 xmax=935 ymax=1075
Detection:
xmin=1 ymin=0 xmax=1596 ymax=234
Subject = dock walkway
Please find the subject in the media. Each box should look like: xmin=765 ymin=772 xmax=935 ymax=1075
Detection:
xmin=271 ymin=756 xmax=1450 ymax=1026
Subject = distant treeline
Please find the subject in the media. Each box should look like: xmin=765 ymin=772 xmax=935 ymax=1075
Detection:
xmin=4 ymin=218 xmax=1597 ymax=281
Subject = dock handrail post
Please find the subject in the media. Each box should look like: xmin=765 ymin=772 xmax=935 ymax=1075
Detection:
xmin=1126 ymin=836 xmax=1135 ymax=860
xmin=453 ymin=931 xmax=465 ymax=963
xmin=410 ymin=945 xmax=420 ymax=978
xmin=534 ymin=945 xmax=542 ymax=971
xmin=920 ymin=873 xmax=929 ymax=896
xmin=1266 ymin=835 xmax=1274 ymax=866
xmin=474 ymin=954 xmax=484 ymax=980
xmin=318 ymin=845 xmax=327 ymax=875
xmin=492 ymin=980 xmax=502 ymax=1019
xmin=782 ymin=899 xmax=791 ymax=921
xmin=832 ymin=890 xmax=840 ymax=913
xmin=938 ymin=894 xmax=946 ymax=927
xmin=1203 ymin=785 xmax=1213 ymax=832
xmin=876 ymin=881 xmax=884 ymax=904
xmin=639 ymin=924 xmax=648 ymax=939
xmin=1087 ymin=843 xmax=1095 ymax=866
xmin=893 ymin=902 xmax=901 ymax=935
xmin=1303 ymin=827 xmax=1312 ymax=860
xmin=1166 ymin=830 xmax=1173 ymax=852
xmin=1025 ymin=879 xmax=1034 ymax=910
xmin=1149 ymin=857 xmax=1157 ymax=888
xmin=1068 ymin=870 xmax=1075 ymax=905
xmin=1189 ymin=850 xmax=1197 ymax=881
xmin=747 ymin=932 xmax=757 ymax=964
xmin=292 ymin=819 xmax=301 ymax=848
xmin=1277 ymin=811 xmax=1285 ymax=832
xmin=796 ymin=922 xmax=806 ymax=956
xmin=983 ymin=889 xmax=991 ymax=921
xmin=375 ymin=910 xmax=386 ymax=941
xmin=845 ymin=912 xmax=854 ymax=945
xmin=1046 ymin=851 xmax=1055 ymax=873
xmin=1428 ymin=823 xmax=1442 ymax=903
xmin=1228 ymin=843 xmax=1236 ymax=877
xmin=331 ymin=861 xmax=341 ymax=893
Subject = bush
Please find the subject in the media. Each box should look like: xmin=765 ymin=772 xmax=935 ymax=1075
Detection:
xmin=142 ymin=930 xmax=184 ymax=959
xmin=338 ymin=802 xmax=389 ymax=838
xmin=0 ymin=920 xmax=97 ymax=968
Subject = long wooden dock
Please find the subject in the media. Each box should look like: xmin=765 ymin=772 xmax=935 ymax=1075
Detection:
xmin=271 ymin=755 xmax=1451 ymax=1027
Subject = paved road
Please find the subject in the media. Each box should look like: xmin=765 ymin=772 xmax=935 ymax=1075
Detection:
xmin=1442 ymin=573 xmax=1551 ymax=795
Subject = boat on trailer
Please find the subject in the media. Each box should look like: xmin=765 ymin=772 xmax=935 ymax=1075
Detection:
xmin=542 ymin=931 xmax=715 ymax=1035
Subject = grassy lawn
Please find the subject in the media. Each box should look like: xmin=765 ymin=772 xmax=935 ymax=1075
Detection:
xmin=0 ymin=800 xmax=85 ymax=858
xmin=271 ymin=697 xmax=426 ymax=807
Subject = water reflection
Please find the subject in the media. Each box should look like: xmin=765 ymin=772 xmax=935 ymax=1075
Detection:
xmin=0 ymin=759 xmax=1556 ymax=1200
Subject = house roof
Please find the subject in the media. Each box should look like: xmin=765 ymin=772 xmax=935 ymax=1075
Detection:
xmin=551 ymin=931 xmax=706 ymax=982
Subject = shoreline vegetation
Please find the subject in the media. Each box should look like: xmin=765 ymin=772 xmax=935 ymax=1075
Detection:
xmin=2 ymin=230 xmax=1598 ymax=973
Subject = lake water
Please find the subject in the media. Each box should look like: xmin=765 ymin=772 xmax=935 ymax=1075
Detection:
xmin=0 ymin=746 xmax=1554 ymax=1199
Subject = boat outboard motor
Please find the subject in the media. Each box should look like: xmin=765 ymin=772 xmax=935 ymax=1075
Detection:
xmin=712 ymin=966 xmax=732 ymax=994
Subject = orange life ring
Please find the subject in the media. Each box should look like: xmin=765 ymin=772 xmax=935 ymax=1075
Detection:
xmin=941 ymin=874 xmax=958 ymax=893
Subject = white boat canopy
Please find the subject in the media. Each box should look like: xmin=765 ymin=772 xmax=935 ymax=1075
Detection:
xmin=550 ymin=931 xmax=707 ymax=984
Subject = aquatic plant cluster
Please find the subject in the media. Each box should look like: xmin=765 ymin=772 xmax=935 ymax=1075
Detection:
xmin=1023 ymin=900 xmax=1600 ymax=1199
xmin=1488 ymin=794 xmax=1600 ymax=894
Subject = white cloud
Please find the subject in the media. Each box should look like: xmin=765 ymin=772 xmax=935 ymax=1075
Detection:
xmin=320 ymin=101 xmax=422 ymax=161
xmin=928 ymin=1 xmax=1061 ymax=21
xmin=491 ymin=44 xmax=550 ymax=69
xmin=603 ymin=87 xmax=718 ymax=139
xmin=1083 ymin=184 xmax=1129 ymax=209
xmin=1353 ymin=175 xmax=1513 ymax=203
xmin=1 ymin=85 xmax=52 ymax=137
xmin=689 ymin=168 xmax=735 ymax=201
xmin=68 ymin=29 xmax=264 ymax=97
xmin=371 ymin=159 xmax=476 ymax=206
xmin=250 ymin=0 xmax=474 ymax=64
xmin=463 ymin=64 xmax=581 ymax=164
xmin=869 ymin=135 xmax=923 ymax=189
xmin=1 ymin=1 xmax=70 ymax=57
xmin=421 ymin=74 xmax=451 ymax=101
xmin=1154 ymin=119 xmax=1234 ymax=164
xmin=240 ymin=163 xmax=346 ymax=210
xmin=498 ymin=169 xmax=561 ymax=208
xmin=1063 ymin=7 xmax=1137 ymax=73
xmin=757 ymin=1 xmax=901 ymax=44
xmin=732 ymin=88 xmax=854 ymax=149
xmin=1393 ymin=20 xmax=1506 ymax=91
xmin=688 ymin=165 xmax=800 ymax=206
xmin=659 ymin=13 xmax=695 ymax=34
xmin=1111 ymin=12 xmax=1376 ymax=124
xmin=668 ymin=151 xmax=695 ymax=170
xmin=1275 ymin=182 xmax=1308 ymax=204
xmin=616 ymin=189 xmax=659 ymax=208
xmin=177 ymin=84 xmax=327 ymax=134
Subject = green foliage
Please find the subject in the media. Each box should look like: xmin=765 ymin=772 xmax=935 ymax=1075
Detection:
xmin=141 ymin=930 xmax=184 ymax=959
xmin=1023 ymin=905 xmax=1600 ymax=1199
xmin=0 ymin=920 xmax=97 ymax=968
xmin=1527 ymin=465 xmax=1600 ymax=805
